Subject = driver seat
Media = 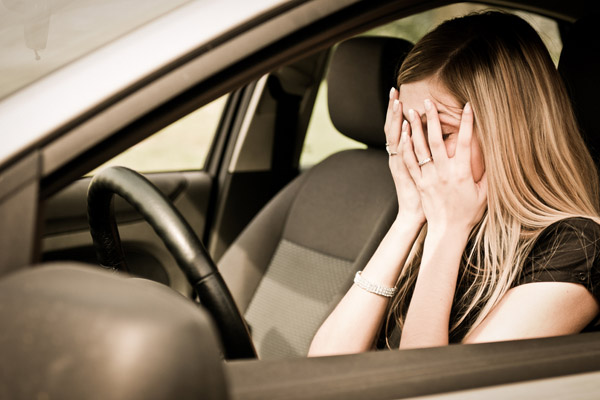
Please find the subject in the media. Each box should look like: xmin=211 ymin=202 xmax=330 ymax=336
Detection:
xmin=218 ymin=36 xmax=413 ymax=359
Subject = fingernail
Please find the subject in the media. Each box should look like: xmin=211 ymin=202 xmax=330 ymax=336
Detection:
xmin=424 ymin=99 xmax=432 ymax=110
xmin=389 ymin=87 xmax=395 ymax=99
xmin=408 ymin=109 xmax=415 ymax=121
xmin=401 ymin=119 xmax=408 ymax=133
xmin=464 ymin=102 xmax=472 ymax=113
xmin=393 ymin=99 xmax=399 ymax=112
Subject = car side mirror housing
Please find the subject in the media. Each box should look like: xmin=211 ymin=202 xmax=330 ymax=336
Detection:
xmin=0 ymin=262 xmax=228 ymax=400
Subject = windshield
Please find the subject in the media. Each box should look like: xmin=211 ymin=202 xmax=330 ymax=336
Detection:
xmin=0 ymin=0 xmax=192 ymax=100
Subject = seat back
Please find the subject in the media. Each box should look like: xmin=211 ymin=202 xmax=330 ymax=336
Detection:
xmin=219 ymin=37 xmax=413 ymax=359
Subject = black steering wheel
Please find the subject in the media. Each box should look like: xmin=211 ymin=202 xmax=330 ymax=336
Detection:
xmin=87 ymin=166 xmax=256 ymax=359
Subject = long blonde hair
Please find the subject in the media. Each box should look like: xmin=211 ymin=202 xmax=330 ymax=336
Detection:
xmin=388 ymin=11 xmax=600 ymax=342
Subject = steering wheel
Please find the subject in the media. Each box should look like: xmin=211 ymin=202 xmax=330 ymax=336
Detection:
xmin=87 ymin=166 xmax=256 ymax=359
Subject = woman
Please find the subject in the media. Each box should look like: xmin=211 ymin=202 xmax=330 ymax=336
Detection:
xmin=309 ymin=11 xmax=600 ymax=355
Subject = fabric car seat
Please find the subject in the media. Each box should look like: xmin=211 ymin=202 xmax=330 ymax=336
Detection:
xmin=558 ymin=13 xmax=600 ymax=169
xmin=218 ymin=36 xmax=413 ymax=359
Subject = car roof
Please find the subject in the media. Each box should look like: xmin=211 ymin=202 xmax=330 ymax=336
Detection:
xmin=0 ymin=0 xmax=294 ymax=169
xmin=0 ymin=0 xmax=590 ymax=178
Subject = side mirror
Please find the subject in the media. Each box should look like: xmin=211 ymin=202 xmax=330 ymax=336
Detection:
xmin=0 ymin=263 xmax=229 ymax=400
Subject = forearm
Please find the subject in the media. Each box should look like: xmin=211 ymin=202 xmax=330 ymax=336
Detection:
xmin=308 ymin=216 xmax=423 ymax=356
xmin=399 ymin=227 xmax=470 ymax=349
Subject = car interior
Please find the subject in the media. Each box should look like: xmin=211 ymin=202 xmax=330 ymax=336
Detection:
xmin=217 ymin=36 xmax=413 ymax=359
xmin=2 ymin=1 xmax=600 ymax=398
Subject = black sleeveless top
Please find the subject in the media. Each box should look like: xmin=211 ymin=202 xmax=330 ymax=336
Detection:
xmin=517 ymin=217 xmax=600 ymax=300
xmin=384 ymin=217 xmax=600 ymax=348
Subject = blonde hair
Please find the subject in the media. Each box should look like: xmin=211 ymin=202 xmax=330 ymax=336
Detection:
xmin=388 ymin=11 xmax=600 ymax=342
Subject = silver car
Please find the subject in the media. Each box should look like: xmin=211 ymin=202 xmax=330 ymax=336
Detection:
xmin=0 ymin=0 xmax=598 ymax=398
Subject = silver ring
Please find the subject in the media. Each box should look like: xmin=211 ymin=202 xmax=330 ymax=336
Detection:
xmin=386 ymin=144 xmax=394 ymax=156
xmin=418 ymin=157 xmax=433 ymax=167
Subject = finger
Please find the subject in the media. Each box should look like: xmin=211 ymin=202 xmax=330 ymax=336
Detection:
xmin=423 ymin=99 xmax=448 ymax=169
xmin=407 ymin=108 xmax=432 ymax=163
xmin=386 ymin=98 xmax=403 ymax=154
xmin=456 ymin=102 xmax=474 ymax=175
xmin=390 ymin=119 xmax=409 ymax=174
xmin=400 ymin=122 xmax=422 ymax=185
xmin=384 ymin=87 xmax=398 ymax=138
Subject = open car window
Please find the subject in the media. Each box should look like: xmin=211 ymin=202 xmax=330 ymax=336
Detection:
xmin=88 ymin=94 xmax=227 ymax=174
xmin=299 ymin=2 xmax=562 ymax=170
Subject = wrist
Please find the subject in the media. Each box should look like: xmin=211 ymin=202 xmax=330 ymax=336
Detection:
xmin=423 ymin=225 xmax=471 ymax=255
xmin=394 ymin=213 xmax=426 ymax=232
xmin=426 ymin=223 xmax=472 ymax=240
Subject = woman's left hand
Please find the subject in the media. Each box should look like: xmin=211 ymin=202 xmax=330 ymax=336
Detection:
xmin=401 ymin=100 xmax=488 ymax=234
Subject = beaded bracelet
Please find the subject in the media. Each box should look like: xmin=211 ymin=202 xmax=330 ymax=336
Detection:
xmin=353 ymin=271 xmax=397 ymax=298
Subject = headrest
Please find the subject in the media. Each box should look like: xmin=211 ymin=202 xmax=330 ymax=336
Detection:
xmin=559 ymin=13 xmax=600 ymax=167
xmin=327 ymin=36 xmax=413 ymax=148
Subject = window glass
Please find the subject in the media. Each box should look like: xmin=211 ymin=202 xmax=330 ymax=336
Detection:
xmin=299 ymin=80 xmax=366 ymax=169
xmin=299 ymin=3 xmax=562 ymax=170
xmin=0 ymin=0 xmax=192 ymax=100
xmin=91 ymin=95 xmax=227 ymax=174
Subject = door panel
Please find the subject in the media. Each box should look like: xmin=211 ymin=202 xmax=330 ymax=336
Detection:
xmin=226 ymin=333 xmax=600 ymax=399
xmin=44 ymin=173 xmax=191 ymax=235
xmin=41 ymin=171 xmax=212 ymax=295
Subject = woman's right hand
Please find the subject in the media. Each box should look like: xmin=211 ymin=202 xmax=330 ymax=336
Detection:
xmin=384 ymin=88 xmax=426 ymax=225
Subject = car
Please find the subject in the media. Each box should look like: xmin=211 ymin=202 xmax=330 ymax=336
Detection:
xmin=1 ymin=0 xmax=600 ymax=398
